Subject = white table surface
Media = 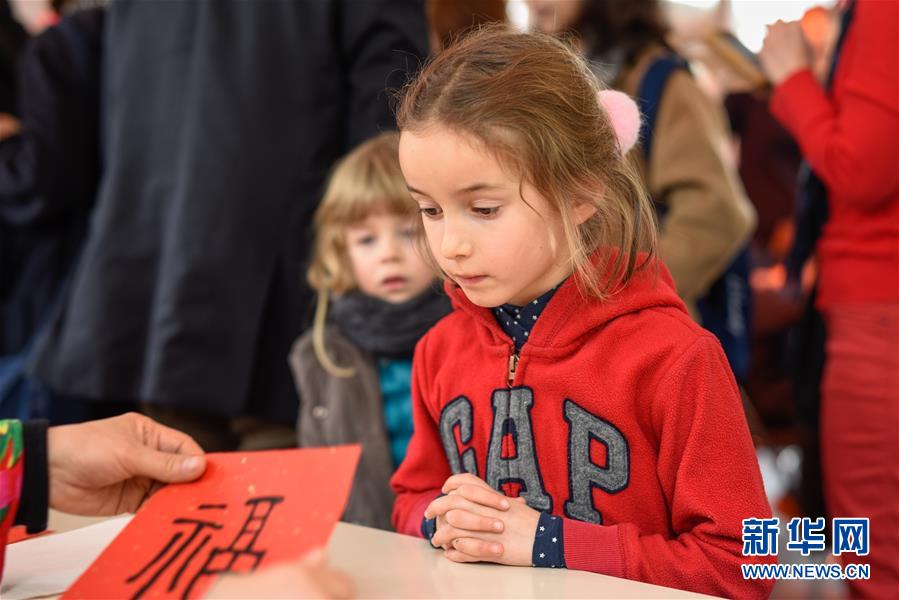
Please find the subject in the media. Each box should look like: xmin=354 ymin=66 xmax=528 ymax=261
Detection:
xmin=1 ymin=511 xmax=715 ymax=599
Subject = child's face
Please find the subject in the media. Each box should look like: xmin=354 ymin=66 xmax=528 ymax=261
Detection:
xmin=399 ymin=125 xmax=572 ymax=308
xmin=344 ymin=212 xmax=436 ymax=304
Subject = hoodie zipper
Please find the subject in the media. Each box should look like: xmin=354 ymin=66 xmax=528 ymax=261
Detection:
xmin=507 ymin=352 xmax=519 ymax=386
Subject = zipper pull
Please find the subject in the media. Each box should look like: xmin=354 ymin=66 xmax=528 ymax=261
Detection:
xmin=507 ymin=353 xmax=519 ymax=386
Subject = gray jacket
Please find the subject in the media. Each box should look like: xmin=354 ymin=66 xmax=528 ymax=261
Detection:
xmin=289 ymin=325 xmax=396 ymax=530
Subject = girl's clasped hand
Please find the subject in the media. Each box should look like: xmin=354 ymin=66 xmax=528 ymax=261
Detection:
xmin=425 ymin=473 xmax=539 ymax=566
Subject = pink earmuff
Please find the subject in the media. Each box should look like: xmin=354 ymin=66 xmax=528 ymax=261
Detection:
xmin=597 ymin=90 xmax=641 ymax=155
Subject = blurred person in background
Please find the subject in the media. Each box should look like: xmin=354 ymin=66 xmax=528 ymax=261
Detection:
xmin=291 ymin=132 xmax=451 ymax=531
xmin=0 ymin=0 xmax=28 ymax=413
xmin=0 ymin=0 xmax=27 ymax=125
xmin=27 ymin=0 xmax=428 ymax=451
xmin=760 ymin=0 xmax=899 ymax=596
xmin=0 ymin=6 xmax=103 ymax=421
xmin=527 ymin=0 xmax=757 ymax=382
xmin=426 ymin=0 xmax=506 ymax=53
xmin=723 ymin=3 xmax=841 ymax=531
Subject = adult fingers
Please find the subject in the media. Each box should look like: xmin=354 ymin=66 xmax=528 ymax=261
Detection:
xmin=121 ymin=413 xmax=207 ymax=483
xmin=126 ymin=446 xmax=207 ymax=484
xmin=131 ymin=412 xmax=206 ymax=456
xmin=298 ymin=549 xmax=355 ymax=599
xmin=309 ymin=565 xmax=355 ymax=599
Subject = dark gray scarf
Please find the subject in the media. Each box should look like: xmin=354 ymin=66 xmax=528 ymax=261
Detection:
xmin=330 ymin=285 xmax=452 ymax=359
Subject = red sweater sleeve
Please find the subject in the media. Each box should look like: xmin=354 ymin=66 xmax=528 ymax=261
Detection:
xmin=390 ymin=335 xmax=448 ymax=536
xmin=769 ymin=0 xmax=899 ymax=208
xmin=562 ymin=337 xmax=776 ymax=599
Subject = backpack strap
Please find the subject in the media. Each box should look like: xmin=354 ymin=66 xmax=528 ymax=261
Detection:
xmin=637 ymin=54 xmax=753 ymax=381
xmin=636 ymin=55 xmax=688 ymax=165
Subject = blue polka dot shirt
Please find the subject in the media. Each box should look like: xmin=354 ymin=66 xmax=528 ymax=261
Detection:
xmin=492 ymin=283 xmax=563 ymax=352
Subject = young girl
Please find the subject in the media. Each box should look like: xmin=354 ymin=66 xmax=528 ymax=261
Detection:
xmin=390 ymin=28 xmax=775 ymax=598
xmin=290 ymin=132 xmax=451 ymax=531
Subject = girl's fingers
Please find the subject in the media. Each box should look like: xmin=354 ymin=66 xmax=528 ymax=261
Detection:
xmin=448 ymin=483 xmax=511 ymax=511
xmin=442 ymin=473 xmax=492 ymax=494
xmin=425 ymin=492 xmax=500 ymax=520
xmin=425 ymin=494 xmax=460 ymax=519
xmin=451 ymin=537 xmax=504 ymax=560
xmin=444 ymin=508 xmax=504 ymax=533
xmin=431 ymin=515 xmax=502 ymax=548
xmin=425 ymin=493 xmax=455 ymax=519
xmin=444 ymin=548 xmax=482 ymax=564
xmin=430 ymin=522 xmax=467 ymax=548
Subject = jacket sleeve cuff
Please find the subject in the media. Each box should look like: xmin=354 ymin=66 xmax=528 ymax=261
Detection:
xmin=532 ymin=511 xmax=565 ymax=568
xmin=402 ymin=490 xmax=442 ymax=538
xmin=770 ymin=69 xmax=827 ymax=141
xmin=14 ymin=419 xmax=49 ymax=534
xmin=562 ymin=517 xmax=626 ymax=578
xmin=420 ymin=493 xmax=446 ymax=547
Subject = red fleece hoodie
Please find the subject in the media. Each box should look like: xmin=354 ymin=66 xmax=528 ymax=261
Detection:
xmin=391 ymin=260 xmax=775 ymax=598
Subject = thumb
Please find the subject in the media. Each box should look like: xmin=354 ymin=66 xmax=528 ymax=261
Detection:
xmin=129 ymin=447 xmax=207 ymax=484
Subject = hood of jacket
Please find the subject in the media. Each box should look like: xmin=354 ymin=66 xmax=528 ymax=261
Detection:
xmin=442 ymin=251 xmax=688 ymax=356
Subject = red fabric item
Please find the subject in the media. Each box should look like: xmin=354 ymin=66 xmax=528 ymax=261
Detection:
xmin=391 ymin=258 xmax=775 ymax=598
xmin=563 ymin=518 xmax=625 ymax=578
xmin=820 ymin=302 xmax=899 ymax=599
xmin=0 ymin=446 xmax=22 ymax=580
xmin=6 ymin=525 xmax=52 ymax=544
xmin=769 ymin=0 xmax=899 ymax=309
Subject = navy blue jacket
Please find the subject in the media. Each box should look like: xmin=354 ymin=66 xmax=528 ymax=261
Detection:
xmin=30 ymin=0 xmax=428 ymax=422
xmin=0 ymin=9 xmax=103 ymax=355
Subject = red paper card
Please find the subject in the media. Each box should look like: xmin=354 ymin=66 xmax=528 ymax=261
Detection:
xmin=7 ymin=525 xmax=53 ymax=544
xmin=63 ymin=445 xmax=360 ymax=600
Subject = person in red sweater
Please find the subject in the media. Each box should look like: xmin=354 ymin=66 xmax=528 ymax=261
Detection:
xmin=761 ymin=1 xmax=899 ymax=597
xmin=390 ymin=26 xmax=775 ymax=598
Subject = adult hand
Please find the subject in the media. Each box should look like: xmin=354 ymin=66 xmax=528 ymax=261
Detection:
xmin=427 ymin=473 xmax=538 ymax=566
xmin=759 ymin=20 xmax=813 ymax=86
xmin=47 ymin=412 xmax=206 ymax=516
xmin=207 ymin=549 xmax=355 ymax=599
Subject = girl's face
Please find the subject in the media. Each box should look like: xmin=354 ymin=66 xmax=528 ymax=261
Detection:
xmin=344 ymin=212 xmax=435 ymax=304
xmin=399 ymin=124 xmax=574 ymax=308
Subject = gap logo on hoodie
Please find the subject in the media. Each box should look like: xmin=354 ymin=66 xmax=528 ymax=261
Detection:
xmin=438 ymin=387 xmax=629 ymax=525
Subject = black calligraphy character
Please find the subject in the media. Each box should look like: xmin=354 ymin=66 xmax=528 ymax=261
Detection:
xmin=182 ymin=496 xmax=284 ymax=599
xmin=127 ymin=504 xmax=226 ymax=600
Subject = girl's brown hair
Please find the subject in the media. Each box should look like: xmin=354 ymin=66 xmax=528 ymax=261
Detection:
xmin=396 ymin=25 xmax=657 ymax=300
xmin=307 ymin=131 xmax=416 ymax=376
